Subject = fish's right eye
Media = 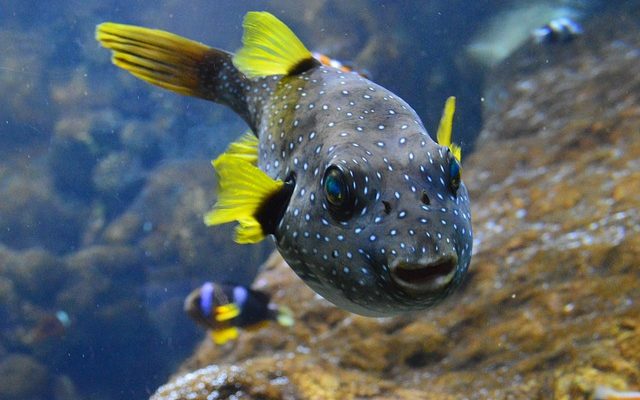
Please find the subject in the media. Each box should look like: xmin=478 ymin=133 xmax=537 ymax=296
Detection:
xmin=323 ymin=166 xmax=354 ymax=221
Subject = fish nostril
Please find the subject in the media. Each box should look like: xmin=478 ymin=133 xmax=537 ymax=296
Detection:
xmin=420 ymin=190 xmax=430 ymax=206
xmin=382 ymin=200 xmax=392 ymax=214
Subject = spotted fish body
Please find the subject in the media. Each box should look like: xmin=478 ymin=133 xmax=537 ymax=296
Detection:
xmin=96 ymin=12 xmax=472 ymax=317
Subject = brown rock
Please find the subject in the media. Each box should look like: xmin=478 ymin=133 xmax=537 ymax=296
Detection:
xmin=0 ymin=354 xmax=49 ymax=400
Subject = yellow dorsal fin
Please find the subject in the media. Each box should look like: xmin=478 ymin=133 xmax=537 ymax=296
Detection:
xmin=225 ymin=131 xmax=259 ymax=165
xmin=204 ymin=153 xmax=284 ymax=244
xmin=215 ymin=303 xmax=241 ymax=322
xmin=96 ymin=22 xmax=210 ymax=96
xmin=436 ymin=96 xmax=462 ymax=163
xmin=210 ymin=327 xmax=239 ymax=345
xmin=233 ymin=11 xmax=315 ymax=78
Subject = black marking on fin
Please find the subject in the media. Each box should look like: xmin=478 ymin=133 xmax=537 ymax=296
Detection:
xmin=288 ymin=57 xmax=321 ymax=76
xmin=255 ymin=179 xmax=295 ymax=235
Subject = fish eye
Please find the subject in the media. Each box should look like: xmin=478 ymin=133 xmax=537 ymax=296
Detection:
xmin=323 ymin=166 xmax=354 ymax=220
xmin=449 ymin=157 xmax=461 ymax=195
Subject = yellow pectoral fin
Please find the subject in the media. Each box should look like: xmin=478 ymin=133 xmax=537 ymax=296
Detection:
xmin=215 ymin=303 xmax=241 ymax=322
xmin=225 ymin=131 xmax=259 ymax=165
xmin=436 ymin=96 xmax=462 ymax=162
xmin=211 ymin=327 xmax=239 ymax=345
xmin=96 ymin=22 xmax=211 ymax=97
xmin=233 ymin=11 xmax=316 ymax=78
xmin=204 ymin=153 xmax=285 ymax=244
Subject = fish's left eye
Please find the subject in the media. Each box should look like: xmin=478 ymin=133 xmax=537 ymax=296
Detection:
xmin=449 ymin=158 xmax=461 ymax=195
xmin=323 ymin=166 xmax=354 ymax=221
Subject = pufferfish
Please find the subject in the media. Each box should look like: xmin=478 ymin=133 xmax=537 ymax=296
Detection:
xmin=95 ymin=11 xmax=472 ymax=317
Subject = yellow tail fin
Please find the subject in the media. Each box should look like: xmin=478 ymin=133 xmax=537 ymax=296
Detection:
xmin=96 ymin=22 xmax=211 ymax=96
xmin=436 ymin=96 xmax=462 ymax=162
xmin=96 ymin=22 xmax=255 ymax=123
xmin=204 ymin=153 xmax=284 ymax=244
xmin=233 ymin=11 xmax=316 ymax=78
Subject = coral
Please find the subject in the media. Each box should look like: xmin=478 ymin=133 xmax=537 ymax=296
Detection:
xmin=0 ymin=168 xmax=87 ymax=254
xmin=102 ymin=160 xmax=271 ymax=284
xmin=0 ymin=27 xmax=54 ymax=150
xmin=92 ymin=151 xmax=146 ymax=216
xmin=0 ymin=354 xmax=49 ymax=400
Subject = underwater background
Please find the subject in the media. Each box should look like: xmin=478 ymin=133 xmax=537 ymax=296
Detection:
xmin=0 ymin=0 xmax=638 ymax=399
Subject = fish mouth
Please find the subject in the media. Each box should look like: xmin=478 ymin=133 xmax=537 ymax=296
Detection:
xmin=390 ymin=255 xmax=458 ymax=294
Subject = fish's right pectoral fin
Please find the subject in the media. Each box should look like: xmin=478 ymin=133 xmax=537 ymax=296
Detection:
xmin=224 ymin=131 xmax=259 ymax=166
xmin=204 ymin=153 xmax=293 ymax=244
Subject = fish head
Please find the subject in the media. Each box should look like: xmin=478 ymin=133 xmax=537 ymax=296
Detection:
xmin=275 ymin=93 xmax=472 ymax=317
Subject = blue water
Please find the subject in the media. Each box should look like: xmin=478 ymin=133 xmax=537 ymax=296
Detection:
xmin=0 ymin=1 xmax=610 ymax=398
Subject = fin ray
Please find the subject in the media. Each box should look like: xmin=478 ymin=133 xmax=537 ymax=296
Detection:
xmin=436 ymin=96 xmax=462 ymax=162
xmin=97 ymin=21 xmax=254 ymax=127
xmin=233 ymin=11 xmax=315 ymax=78
xmin=96 ymin=22 xmax=210 ymax=96
xmin=204 ymin=153 xmax=284 ymax=244
xmin=225 ymin=131 xmax=259 ymax=165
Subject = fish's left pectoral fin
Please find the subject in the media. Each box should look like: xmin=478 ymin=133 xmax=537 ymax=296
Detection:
xmin=204 ymin=153 xmax=294 ymax=244
xmin=233 ymin=11 xmax=319 ymax=78
xmin=210 ymin=327 xmax=239 ymax=345
xmin=437 ymin=96 xmax=462 ymax=163
xmin=215 ymin=303 xmax=241 ymax=322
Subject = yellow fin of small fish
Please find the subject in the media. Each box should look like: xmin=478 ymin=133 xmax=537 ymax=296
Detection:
xmin=436 ymin=96 xmax=462 ymax=163
xmin=233 ymin=11 xmax=314 ymax=78
xmin=276 ymin=306 xmax=295 ymax=327
xmin=210 ymin=327 xmax=239 ymax=345
xmin=225 ymin=131 xmax=259 ymax=165
xmin=95 ymin=22 xmax=210 ymax=96
xmin=215 ymin=303 xmax=241 ymax=322
xmin=204 ymin=153 xmax=283 ymax=244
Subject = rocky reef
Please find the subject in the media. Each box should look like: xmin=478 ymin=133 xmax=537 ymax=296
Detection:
xmin=150 ymin=8 xmax=640 ymax=400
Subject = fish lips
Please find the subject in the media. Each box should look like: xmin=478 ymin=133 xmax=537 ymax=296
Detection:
xmin=390 ymin=255 xmax=458 ymax=295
